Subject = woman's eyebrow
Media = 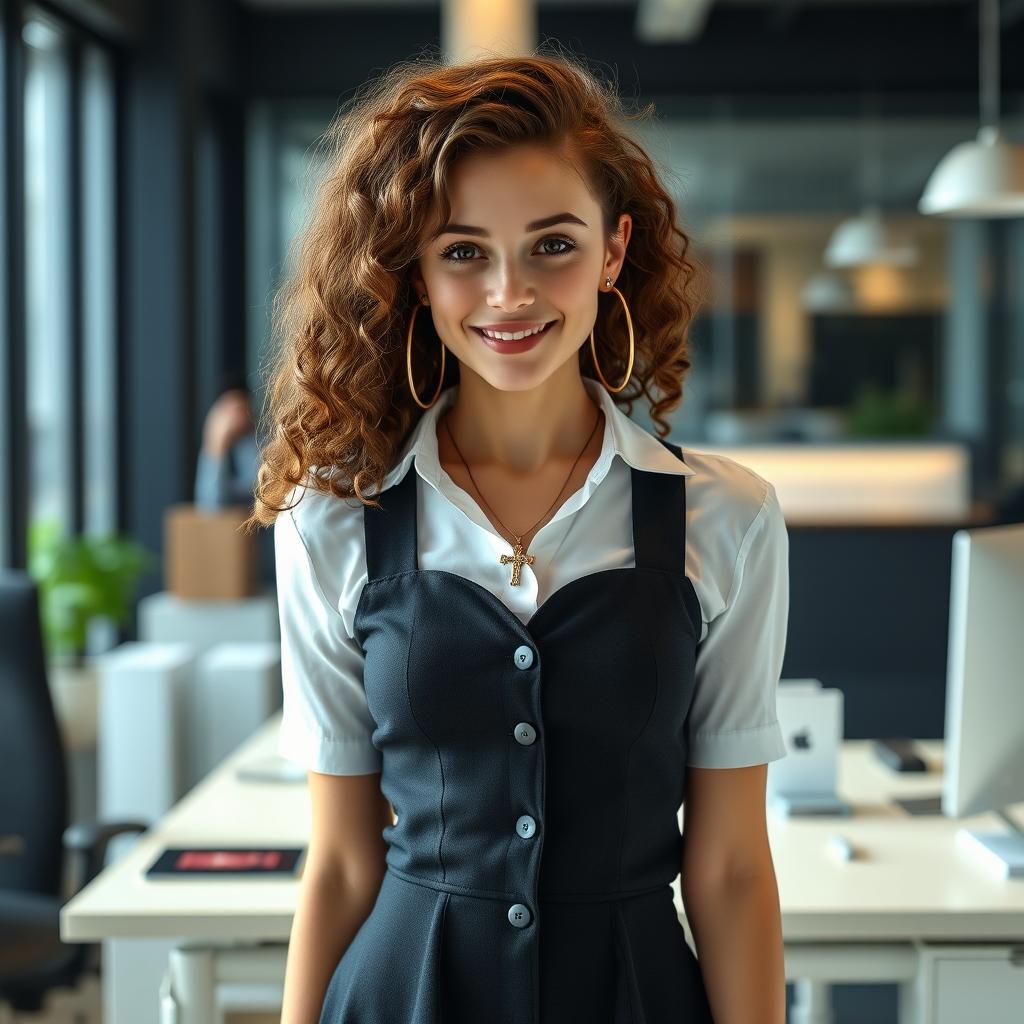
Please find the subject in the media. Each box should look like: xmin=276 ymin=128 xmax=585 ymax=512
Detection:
xmin=433 ymin=212 xmax=588 ymax=239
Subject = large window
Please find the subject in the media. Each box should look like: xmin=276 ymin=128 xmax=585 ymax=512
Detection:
xmin=5 ymin=6 xmax=119 ymax=579
xmin=23 ymin=11 xmax=73 ymax=536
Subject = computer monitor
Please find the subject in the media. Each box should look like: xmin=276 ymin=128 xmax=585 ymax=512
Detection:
xmin=942 ymin=521 xmax=1024 ymax=878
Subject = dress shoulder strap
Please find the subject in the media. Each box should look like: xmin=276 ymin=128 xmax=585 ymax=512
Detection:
xmin=362 ymin=462 xmax=419 ymax=583
xmin=630 ymin=438 xmax=688 ymax=575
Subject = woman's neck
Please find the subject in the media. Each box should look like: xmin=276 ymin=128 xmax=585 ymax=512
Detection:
xmin=438 ymin=369 xmax=602 ymax=477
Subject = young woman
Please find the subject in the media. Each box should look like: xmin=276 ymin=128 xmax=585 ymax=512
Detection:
xmin=246 ymin=50 xmax=789 ymax=1024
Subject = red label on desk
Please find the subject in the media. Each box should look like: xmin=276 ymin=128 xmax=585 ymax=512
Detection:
xmin=145 ymin=846 xmax=305 ymax=877
xmin=176 ymin=850 xmax=283 ymax=870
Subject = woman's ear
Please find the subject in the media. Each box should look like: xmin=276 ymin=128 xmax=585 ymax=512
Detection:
xmin=410 ymin=268 xmax=426 ymax=301
xmin=604 ymin=213 xmax=632 ymax=285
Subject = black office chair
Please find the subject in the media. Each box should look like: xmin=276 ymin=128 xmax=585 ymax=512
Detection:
xmin=0 ymin=570 xmax=148 ymax=1013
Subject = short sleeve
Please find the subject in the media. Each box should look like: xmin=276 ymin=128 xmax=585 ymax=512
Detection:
xmin=275 ymin=507 xmax=383 ymax=775
xmin=685 ymin=482 xmax=789 ymax=768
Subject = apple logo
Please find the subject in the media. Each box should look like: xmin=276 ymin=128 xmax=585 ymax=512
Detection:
xmin=792 ymin=729 xmax=812 ymax=751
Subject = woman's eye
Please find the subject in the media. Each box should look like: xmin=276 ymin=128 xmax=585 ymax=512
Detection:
xmin=538 ymin=237 xmax=576 ymax=256
xmin=439 ymin=242 xmax=479 ymax=262
xmin=438 ymin=236 xmax=577 ymax=263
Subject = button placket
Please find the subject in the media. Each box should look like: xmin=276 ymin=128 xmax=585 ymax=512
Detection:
xmin=508 ymin=642 xmax=540 ymax=934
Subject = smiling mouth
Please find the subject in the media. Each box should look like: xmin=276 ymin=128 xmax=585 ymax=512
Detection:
xmin=471 ymin=321 xmax=557 ymax=343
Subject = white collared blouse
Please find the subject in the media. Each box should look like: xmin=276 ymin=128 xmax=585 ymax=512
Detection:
xmin=275 ymin=376 xmax=789 ymax=775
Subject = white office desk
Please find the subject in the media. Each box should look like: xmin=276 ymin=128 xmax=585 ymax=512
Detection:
xmin=61 ymin=713 xmax=1024 ymax=1024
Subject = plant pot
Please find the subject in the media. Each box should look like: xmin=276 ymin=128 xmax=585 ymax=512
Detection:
xmin=47 ymin=657 xmax=98 ymax=753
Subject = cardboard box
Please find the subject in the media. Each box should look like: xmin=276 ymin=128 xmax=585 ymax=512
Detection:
xmin=164 ymin=504 xmax=258 ymax=600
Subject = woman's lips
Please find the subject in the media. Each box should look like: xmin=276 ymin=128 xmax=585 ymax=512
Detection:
xmin=471 ymin=320 xmax=556 ymax=353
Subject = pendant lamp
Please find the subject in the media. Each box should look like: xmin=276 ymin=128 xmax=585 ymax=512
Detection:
xmin=801 ymin=271 xmax=856 ymax=312
xmin=919 ymin=0 xmax=1024 ymax=217
xmin=825 ymin=95 xmax=919 ymax=268
xmin=824 ymin=204 xmax=919 ymax=269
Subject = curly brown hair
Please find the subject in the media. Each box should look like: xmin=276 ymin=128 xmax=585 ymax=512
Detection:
xmin=242 ymin=47 xmax=707 ymax=535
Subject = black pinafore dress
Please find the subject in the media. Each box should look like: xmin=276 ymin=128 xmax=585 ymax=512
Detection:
xmin=319 ymin=438 xmax=714 ymax=1024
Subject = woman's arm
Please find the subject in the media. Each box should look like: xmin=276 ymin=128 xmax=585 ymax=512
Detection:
xmin=679 ymin=763 xmax=786 ymax=1024
xmin=280 ymin=770 xmax=393 ymax=1024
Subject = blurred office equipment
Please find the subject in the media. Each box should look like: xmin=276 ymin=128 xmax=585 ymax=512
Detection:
xmin=190 ymin=642 xmax=282 ymax=789
xmin=97 ymin=643 xmax=194 ymax=863
xmin=115 ymin=592 xmax=282 ymax=797
xmin=768 ymin=684 xmax=849 ymax=818
xmin=97 ymin=634 xmax=283 ymax=806
xmin=942 ymin=522 xmax=1024 ymax=879
xmin=138 ymin=587 xmax=279 ymax=655
xmin=138 ymin=589 xmax=280 ymax=791
xmin=871 ymin=738 xmax=928 ymax=774
xmin=0 ymin=572 xmax=146 ymax=1015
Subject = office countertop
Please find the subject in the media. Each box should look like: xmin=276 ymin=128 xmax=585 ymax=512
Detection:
xmin=782 ymin=499 xmax=996 ymax=529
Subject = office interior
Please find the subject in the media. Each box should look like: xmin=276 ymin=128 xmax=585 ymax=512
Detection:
xmin=1 ymin=0 xmax=1024 ymax=1022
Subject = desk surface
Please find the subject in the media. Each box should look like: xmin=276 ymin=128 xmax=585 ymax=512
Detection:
xmin=61 ymin=713 xmax=1024 ymax=944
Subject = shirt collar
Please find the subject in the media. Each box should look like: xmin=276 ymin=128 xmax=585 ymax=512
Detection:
xmin=378 ymin=375 xmax=693 ymax=495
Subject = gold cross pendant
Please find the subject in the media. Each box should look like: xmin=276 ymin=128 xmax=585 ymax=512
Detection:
xmin=500 ymin=541 xmax=535 ymax=586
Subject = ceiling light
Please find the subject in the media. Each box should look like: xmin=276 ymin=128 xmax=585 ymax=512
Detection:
xmin=824 ymin=205 xmax=919 ymax=269
xmin=919 ymin=0 xmax=1024 ymax=218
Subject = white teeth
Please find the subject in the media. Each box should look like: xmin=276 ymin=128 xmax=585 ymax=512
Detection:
xmin=480 ymin=323 xmax=548 ymax=341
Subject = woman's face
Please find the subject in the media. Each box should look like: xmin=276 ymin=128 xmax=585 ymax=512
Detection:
xmin=411 ymin=143 xmax=631 ymax=392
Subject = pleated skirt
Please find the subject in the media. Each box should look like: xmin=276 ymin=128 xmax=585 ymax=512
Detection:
xmin=319 ymin=867 xmax=715 ymax=1023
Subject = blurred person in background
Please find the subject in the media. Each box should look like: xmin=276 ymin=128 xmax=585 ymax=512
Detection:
xmin=195 ymin=373 xmax=260 ymax=510
xmin=195 ymin=373 xmax=275 ymax=586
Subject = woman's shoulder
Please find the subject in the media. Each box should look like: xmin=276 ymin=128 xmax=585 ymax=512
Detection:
xmin=680 ymin=447 xmax=777 ymax=541
xmin=276 ymin=470 xmax=371 ymax=633
xmin=281 ymin=469 xmax=366 ymax=542
xmin=676 ymin=447 xmax=784 ymax=627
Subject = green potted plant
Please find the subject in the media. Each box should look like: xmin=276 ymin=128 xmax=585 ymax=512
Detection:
xmin=845 ymin=383 xmax=933 ymax=437
xmin=27 ymin=520 xmax=156 ymax=751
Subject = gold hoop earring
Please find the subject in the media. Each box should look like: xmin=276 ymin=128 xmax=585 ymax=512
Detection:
xmin=589 ymin=278 xmax=634 ymax=394
xmin=406 ymin=295 xmax=446 ymax=410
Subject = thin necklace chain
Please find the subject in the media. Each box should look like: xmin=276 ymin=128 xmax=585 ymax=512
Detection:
xmin=442 ymin=401 xmax=603 ymax=554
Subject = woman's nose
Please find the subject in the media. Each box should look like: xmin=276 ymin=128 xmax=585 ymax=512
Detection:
xmin=487 ymin=267 xmax=534 ymax=311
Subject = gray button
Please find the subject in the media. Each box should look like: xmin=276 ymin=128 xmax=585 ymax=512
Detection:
xmin=513 ymin=645 xmax=534 ymax=670
xmin=507 ymin=903 xmax=532 ymax=928
xmin=513 ymin=722 xmax=536 ymax=745
xmin=516 ymin=815 xmax=537 ymax=839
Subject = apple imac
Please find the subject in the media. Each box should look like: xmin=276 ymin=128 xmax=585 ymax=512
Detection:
xmin=943 ymin=521 xmax=1024 ymax=878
